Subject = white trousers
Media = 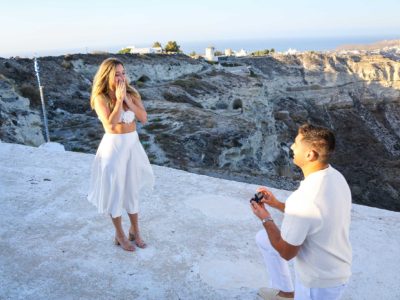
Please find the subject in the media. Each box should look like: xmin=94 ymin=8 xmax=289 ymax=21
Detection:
xmin=255 ymin=230 xmax=347 ymax=300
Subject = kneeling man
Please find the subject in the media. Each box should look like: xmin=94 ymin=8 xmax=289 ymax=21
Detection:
xmin=251 ymin=124 xmax=352 ymax=300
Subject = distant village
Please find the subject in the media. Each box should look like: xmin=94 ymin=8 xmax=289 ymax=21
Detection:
xmin=119 ymin=40 xmax=400 ymax=62
xmin=119 ymin=41 xmax=284 ymax=62
xmin=123 ymin=45 xmax=256 ymax=61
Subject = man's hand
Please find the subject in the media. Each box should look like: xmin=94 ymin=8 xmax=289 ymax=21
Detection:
xmin=251 ymin=196 xmax=300 ymax=261
xmin=256 ymin=187 xmax=283 ymax=211
xmin=250 ymin=201 xmax=271 ymax=220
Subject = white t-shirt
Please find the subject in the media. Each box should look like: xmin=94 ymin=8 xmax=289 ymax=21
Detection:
xmin=281 ymin=165 xmax=352 ymax=288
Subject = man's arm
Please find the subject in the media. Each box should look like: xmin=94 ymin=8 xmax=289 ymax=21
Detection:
xmin=262 ymin=218 xmax=300 ymax=261
xmin=251 ymin=201 xmax=300 ymax=261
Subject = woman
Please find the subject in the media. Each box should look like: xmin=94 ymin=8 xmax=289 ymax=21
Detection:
xmin=87 ymin=57 xmax=154 ymax=251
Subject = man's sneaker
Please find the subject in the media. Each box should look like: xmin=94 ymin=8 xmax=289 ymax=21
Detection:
xmin=257 ymin=287 xmax=294 ymax=300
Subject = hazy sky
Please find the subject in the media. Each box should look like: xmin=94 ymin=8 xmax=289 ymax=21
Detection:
xmin=1 ymin=0 xmax=399 ymax=57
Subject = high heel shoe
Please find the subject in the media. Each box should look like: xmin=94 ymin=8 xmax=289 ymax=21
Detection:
xmin=114 ymin=236 xmax=135 ymax=251
xmin=128 ymin=232 xmax=147 ymax=248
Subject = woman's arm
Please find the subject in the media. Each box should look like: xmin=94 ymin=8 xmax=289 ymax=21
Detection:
xmin=94 ymin=95 xmax=123 ymax=129
xmin=124 ymin=93 xmax=148 ymax=124
xmin=95 ymin=81 xmax=128 ymax=128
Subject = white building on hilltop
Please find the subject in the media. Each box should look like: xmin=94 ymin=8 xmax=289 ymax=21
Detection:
xmin=126 ymin=46 xmax=162 ymax=54
xmin=235 ymin=49 xmax=248 ymax=57
xmin=285 ymin=48 xmax=298 ymax=55
xmin=204 ymin=47 xmax=248 ymax=61
xmin=225 ymin=48 xmax=233 ymax=56
xmin=204 ymin=46 xmax=217 ymax=61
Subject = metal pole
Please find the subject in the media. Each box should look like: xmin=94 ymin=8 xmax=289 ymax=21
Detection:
xmin=33 ymin=57 xmax=50 ymax=142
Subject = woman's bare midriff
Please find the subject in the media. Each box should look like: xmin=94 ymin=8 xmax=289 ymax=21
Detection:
xmin=103 ymin=122 xmax=136 ymax=134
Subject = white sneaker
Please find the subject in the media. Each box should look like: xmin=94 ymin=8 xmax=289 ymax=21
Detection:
xmin=257 ymin=287 xmax=294 ymax=300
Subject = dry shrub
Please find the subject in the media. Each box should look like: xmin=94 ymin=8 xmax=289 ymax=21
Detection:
xmin=19 ymin=84 xmax=41 ymax=107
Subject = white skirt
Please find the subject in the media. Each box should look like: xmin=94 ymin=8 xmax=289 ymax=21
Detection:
xmin=87 ymin=131 xmax=154 ymax=218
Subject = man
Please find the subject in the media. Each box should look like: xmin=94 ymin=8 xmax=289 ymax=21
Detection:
xmin=251 ymin=124 xmax=352 ymax=300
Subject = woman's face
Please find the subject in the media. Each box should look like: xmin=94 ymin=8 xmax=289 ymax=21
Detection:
xmin=113 ymin=64 xmax=126 ymax=88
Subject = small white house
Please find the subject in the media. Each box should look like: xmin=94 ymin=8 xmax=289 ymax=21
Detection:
xmin=151 ymin=47 xmax=163 ymax=53
xmin=235 ymin=49 xmax=248 ymax=57
xmin=204 ymin=46 xmax=217 ymax=61
xmin=126 ymin=46 xmax=162 ymax=54
xmin=225 ymin=48 xmax=233 ymax=56
xmin=285 ymin=48 xmax=298 ymax=55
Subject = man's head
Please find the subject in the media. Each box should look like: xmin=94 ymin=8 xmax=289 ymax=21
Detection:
xmin=290 ymin=124 xmax=335 ymax=168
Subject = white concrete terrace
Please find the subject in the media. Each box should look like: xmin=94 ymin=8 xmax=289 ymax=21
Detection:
xmin=0 ymin=142 xmax=399 ymax=299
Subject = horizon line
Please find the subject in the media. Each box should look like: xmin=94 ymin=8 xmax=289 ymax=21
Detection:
xmin=2 ymin=35 xmax=399 ymax=59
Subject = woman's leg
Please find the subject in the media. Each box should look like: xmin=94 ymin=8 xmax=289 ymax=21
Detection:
xmin=128 ymin=213 xmax=147 ymax=248
xmin=111 ymin=215 xmax=135 ymax=251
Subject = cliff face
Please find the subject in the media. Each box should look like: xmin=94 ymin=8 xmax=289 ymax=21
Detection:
xmin=241 ymin=53 xmax=400 ymax=210
xmin=0 ymin=69 xmax=44 ymax=146
xmin=0 ymin=52 xmax=399 ymax=211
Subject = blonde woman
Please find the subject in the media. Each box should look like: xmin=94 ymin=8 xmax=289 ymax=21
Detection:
xmin=87 ymin=58 xmax=154 ymax=251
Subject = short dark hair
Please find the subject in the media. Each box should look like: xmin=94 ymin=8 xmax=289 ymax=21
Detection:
xmin=298 ymin=124 xmax=335 ymax=163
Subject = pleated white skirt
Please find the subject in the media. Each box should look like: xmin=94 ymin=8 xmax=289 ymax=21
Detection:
xmin=87 ymin=131 xmax=154 ymax=218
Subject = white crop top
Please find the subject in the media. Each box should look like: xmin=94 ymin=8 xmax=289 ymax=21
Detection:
xmin=97 ymin=110 xmax=135 ymax=124
xmin=120 ymin=110 xmax=135 ymax=123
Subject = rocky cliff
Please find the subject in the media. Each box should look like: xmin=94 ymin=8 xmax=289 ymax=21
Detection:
xmin=0 ymin=52 xmax=399 ymax=211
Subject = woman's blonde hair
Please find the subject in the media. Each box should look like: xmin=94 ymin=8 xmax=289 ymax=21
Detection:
xmin=90 ymin=57 xmax=140 ymax=110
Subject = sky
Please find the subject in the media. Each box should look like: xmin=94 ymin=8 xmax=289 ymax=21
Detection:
xmin=1 ymin=0 xmax=399 ymax=57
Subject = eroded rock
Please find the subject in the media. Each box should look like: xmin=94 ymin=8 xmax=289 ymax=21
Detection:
xmin=0 ymin=52 xmax=399 ymax=211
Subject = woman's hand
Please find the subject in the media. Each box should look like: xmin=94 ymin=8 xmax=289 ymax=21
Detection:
xmin=115 ymin=81 xmax=126 ymax=102
xmin=124 ymin=93 xmax=148 ymax=124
